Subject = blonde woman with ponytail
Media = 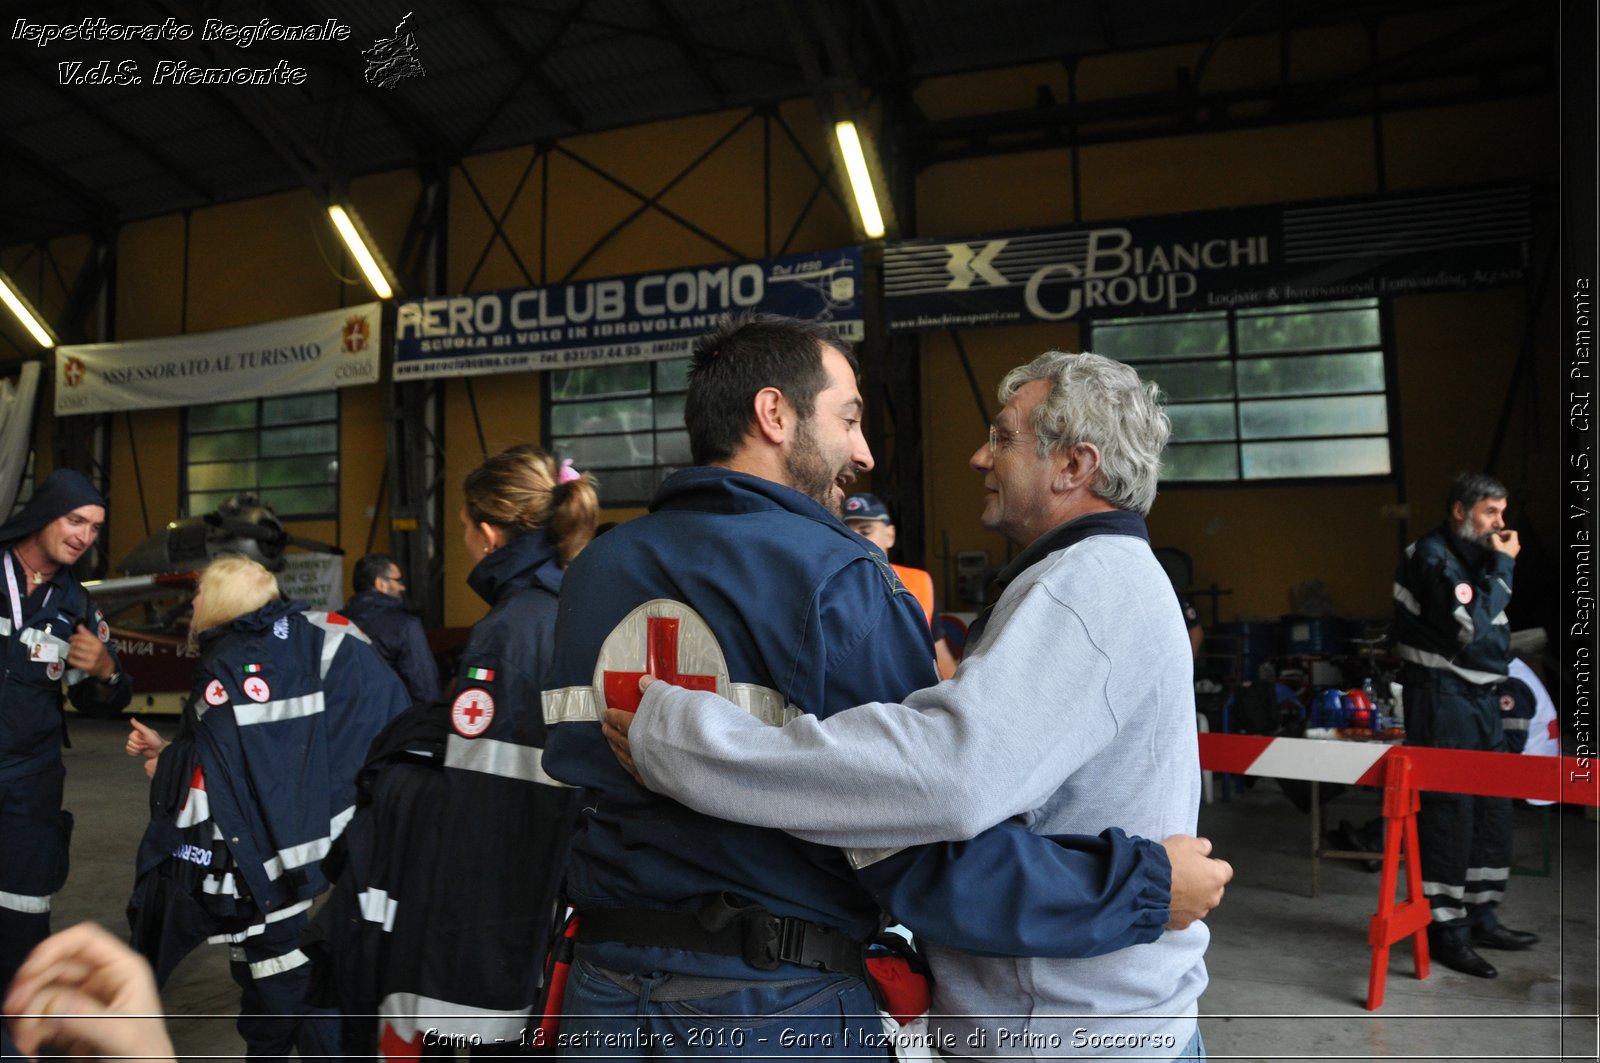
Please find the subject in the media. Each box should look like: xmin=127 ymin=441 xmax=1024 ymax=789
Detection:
xmin=324 ymin=444 xmax=598 ymax=1048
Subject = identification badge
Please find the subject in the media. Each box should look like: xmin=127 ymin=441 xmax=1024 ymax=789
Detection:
xmin=29 ymin=639 xmax=61 ymax=663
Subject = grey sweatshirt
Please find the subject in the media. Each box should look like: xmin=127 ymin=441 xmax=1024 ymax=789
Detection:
xmin=632 ymin=526 xmax=1208 ymax=1060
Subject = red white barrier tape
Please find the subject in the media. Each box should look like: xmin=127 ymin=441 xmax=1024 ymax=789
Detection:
xmin=1197 ymin=733 xmax=1597 ymax=806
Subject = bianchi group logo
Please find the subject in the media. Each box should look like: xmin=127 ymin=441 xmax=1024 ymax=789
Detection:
xmin=342 ymin=314 xmax=371 ymax=353
xmin=62 ymin=356 xmax=87 ymax=386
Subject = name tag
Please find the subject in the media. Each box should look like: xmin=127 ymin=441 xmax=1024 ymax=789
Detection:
xmin=21 ymin=626 xmax=65 ymax=663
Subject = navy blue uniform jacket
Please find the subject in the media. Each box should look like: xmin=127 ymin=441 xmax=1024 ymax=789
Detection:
xmin=541 ymin=467 xmax=1169 ymax=977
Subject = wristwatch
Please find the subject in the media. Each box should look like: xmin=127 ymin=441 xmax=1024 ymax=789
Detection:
xmin=103 ymin=671 xmax=123 ymax=685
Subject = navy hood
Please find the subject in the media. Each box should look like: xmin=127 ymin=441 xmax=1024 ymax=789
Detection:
xmin=0 ymin=469 xmax=106 ymax=545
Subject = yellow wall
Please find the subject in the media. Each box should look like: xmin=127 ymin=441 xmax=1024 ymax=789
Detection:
xmin=912 ymin=34 xmax=1556 ymax=622
xmin=4 ymin=17 xmax=1558 ymax=636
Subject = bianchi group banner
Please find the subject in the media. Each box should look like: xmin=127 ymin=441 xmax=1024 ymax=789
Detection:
xmin=394 ymin=248 xmax=864 ymax=380
xmin=54 ymin=303 xmax=382 ymax=415
xmin=884 ymin=185 xmax=1533 ymax=333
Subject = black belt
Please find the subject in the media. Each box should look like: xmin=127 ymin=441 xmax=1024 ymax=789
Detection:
xmin=576 ymin=895 xmax=865 ymax=979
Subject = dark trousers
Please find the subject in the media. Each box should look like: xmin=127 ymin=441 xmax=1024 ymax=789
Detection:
xmin=226 ymin=913 xmax=341 ymax=1063
xmin=1402 ymin=666 xmax=1513 ymax=946
xmin=0 ymin=761 xmax=68 ymax=987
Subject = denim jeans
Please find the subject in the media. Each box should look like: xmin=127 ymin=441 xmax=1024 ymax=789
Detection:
xmin=556 ymin=957 xmax=886 ymax=1059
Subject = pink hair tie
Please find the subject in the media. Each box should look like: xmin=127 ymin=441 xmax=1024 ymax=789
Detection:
xmin=558 ymin=458 xmax=582 ymax=484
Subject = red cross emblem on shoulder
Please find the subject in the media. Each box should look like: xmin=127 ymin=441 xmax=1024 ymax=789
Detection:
xmin=595 ymin=599 xmax=730 ymax=714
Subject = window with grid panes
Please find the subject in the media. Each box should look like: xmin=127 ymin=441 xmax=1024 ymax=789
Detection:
xmin=183 ymin=392 xmax=340 ymax=518
xmin=546 ymin=359 xmax=692 ymax=506
xmin=1087 ymin=298 xmax=1391 ymax=482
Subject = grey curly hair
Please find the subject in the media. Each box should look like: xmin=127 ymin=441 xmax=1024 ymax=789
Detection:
xmin=997 ymin=351 xmax=1170 ymax=516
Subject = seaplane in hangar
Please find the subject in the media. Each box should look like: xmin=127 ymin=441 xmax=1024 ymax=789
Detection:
xmin=74 ymin=496 xmax=458 ymax=717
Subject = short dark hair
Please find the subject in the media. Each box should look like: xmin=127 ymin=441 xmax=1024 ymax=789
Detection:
xmin=1446 ymin=471 xmax=1508 ymax=513
xmin=684 ymin=312 xmax=856 ymax=466
xmin=353 ymin=552 xmax=398 ymax=593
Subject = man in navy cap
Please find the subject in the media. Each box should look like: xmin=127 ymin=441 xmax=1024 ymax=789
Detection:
xmin=842 ymin=492 xmax=958 ymax=679
xmin=0 ymin=469 xmax=131 ymax=984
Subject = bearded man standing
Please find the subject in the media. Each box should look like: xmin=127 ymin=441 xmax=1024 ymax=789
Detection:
xmin=1393 ymin=471 xmax=1538 ymax=979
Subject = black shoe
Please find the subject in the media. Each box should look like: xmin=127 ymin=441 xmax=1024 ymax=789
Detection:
xmin=1431 ymin=941 xmax=1498 ymax=978
xmin=1472 ymin=925 xmax=1540 ymax=950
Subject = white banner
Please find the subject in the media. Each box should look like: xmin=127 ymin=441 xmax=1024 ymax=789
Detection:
xmin=53 ymin=304 xmax=382 ymax=416
xmin=278 ymin=552 xmax=346 ymax=611
xmin=0 ymin=362 xmax=41 ymax=517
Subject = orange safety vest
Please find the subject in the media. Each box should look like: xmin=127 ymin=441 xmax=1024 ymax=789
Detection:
xmin=890 ymin=563 xmax=936 ymax=630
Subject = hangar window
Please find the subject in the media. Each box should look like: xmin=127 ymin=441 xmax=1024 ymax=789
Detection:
xmin=182 ymin=391 xmax=340 ymax=518
xmin=1088 ymin=298 xmax=1391 ymax=483
xmin=546 ymin=358 xmax=691 ymax=506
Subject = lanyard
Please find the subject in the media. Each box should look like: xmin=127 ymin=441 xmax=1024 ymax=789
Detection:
xmin=4 ymin=551 xmax=54 ymax=634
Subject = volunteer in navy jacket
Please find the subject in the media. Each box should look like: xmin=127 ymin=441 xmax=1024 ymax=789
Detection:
xmin=541 ymin=314 xmax=1191 ymax=1059
xmin=317 ymin=445 xmax=598 ymax=1052
xmin=341 ymin=552 xmax=440 ymax=706
xmin=125 ymin=555 xmax=409 ymax=1061
xmin=0 ymin=469 xmax=130 ymax=985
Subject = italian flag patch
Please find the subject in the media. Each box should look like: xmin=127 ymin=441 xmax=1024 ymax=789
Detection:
xmin=466 ymin=666 xmax=495 ymax=682
xmin=243 ymin=664 xmax=264 ymax=674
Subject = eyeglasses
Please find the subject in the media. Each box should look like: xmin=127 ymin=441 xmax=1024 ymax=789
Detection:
xmin=987 ymin=423 xmax=1036 ymax=456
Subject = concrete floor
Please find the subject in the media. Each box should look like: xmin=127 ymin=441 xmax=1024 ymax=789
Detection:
xmin=32 ymin=716 xmax=1600 ymax=1060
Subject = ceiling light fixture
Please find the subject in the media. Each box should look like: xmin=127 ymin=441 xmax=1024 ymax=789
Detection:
xmin=0 ymin=272 xmax=57 ymax=348
xmin=327 ymin=204 xmax=395 ymax=299
xmin=835 ymin=120 xmax=886 ymax=239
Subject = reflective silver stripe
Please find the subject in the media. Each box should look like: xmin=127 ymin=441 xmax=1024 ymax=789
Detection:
xmin=1393 ymin=644 xmax=1505 ymax=685
xmin=267 ymin=811 xmax=351 ymax=878
xmin=1422 ymin=880 xmax=1465 ymax=899
xmin=360 ymin=887 xmax=398 ymax=932
xmin=262 ymin=808 xmax=353 ymax=881
xmin=728 ymin=683 xmax=800 ymax=726
xmin=0 ymin=889 xmax=51 ymax=914
xmin=846 ymin=845 xmax=905 ymax=871
xmin=543 ymin=685 xmax=595 ymax=725
xmin=544 ymin=683 xmax=795 ymax=727
xmin=1452 ymin=604 xmax=1475 ymax=643
xmin=305 ymin=612 xmax=372 ymax=678
xmin=1465 ymin=866 xmax=1510 ymax=881
xmin=176 ymin=785 xmax=211 ymax=827
xmin=1491 ymin=610 xmax=1509 ymax=626
xmin=202 ymin=872 xmax=240 ymax=897
xmin=249 ymin=949 xmax=310 ymax=980
xmin=379 ymin=992 xmax=531 ymax=1041
xmin=206 ymin=899 xmax=314 ymax=944
xmin=1461 ymin=889 xmax=1506 ymax=904
xmin=329 ymin=803 xmax=356 ymax=841
xmin=319 ymin=628 xmax=346 ymax=678
xmin=1430 ymin=906 xmax=1467 ymax=922
xmin=1392 ymin=582 xmax=1422 ymax=616
xmin=234 ymin=692 xmax=325 ymax=726
xmin=444 ymin=735 xmax=570 ymax=787
xmin=1494 ymin=576 xmax=1511 ymax=597
xmin=1501 ymin=718 xmax=1529 ymax=731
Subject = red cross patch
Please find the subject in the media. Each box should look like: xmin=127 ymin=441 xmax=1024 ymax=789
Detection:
xmin=1454 ymin=582 xmax=1474 ymax=605
xmin=46 ymin=660 xmax=64 ymax=680
xmin=205 ymin=679 xmax=229 ymax=706
xmin=595 ymin=599 xmax=729 ymax=714
xmin=1499 ymin=694 xmax=1516 ymax=713
xmin=452 ymin=688 xmax=495 ymax=737
xmin=242 ymin=676 xmax=272 ymax=703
